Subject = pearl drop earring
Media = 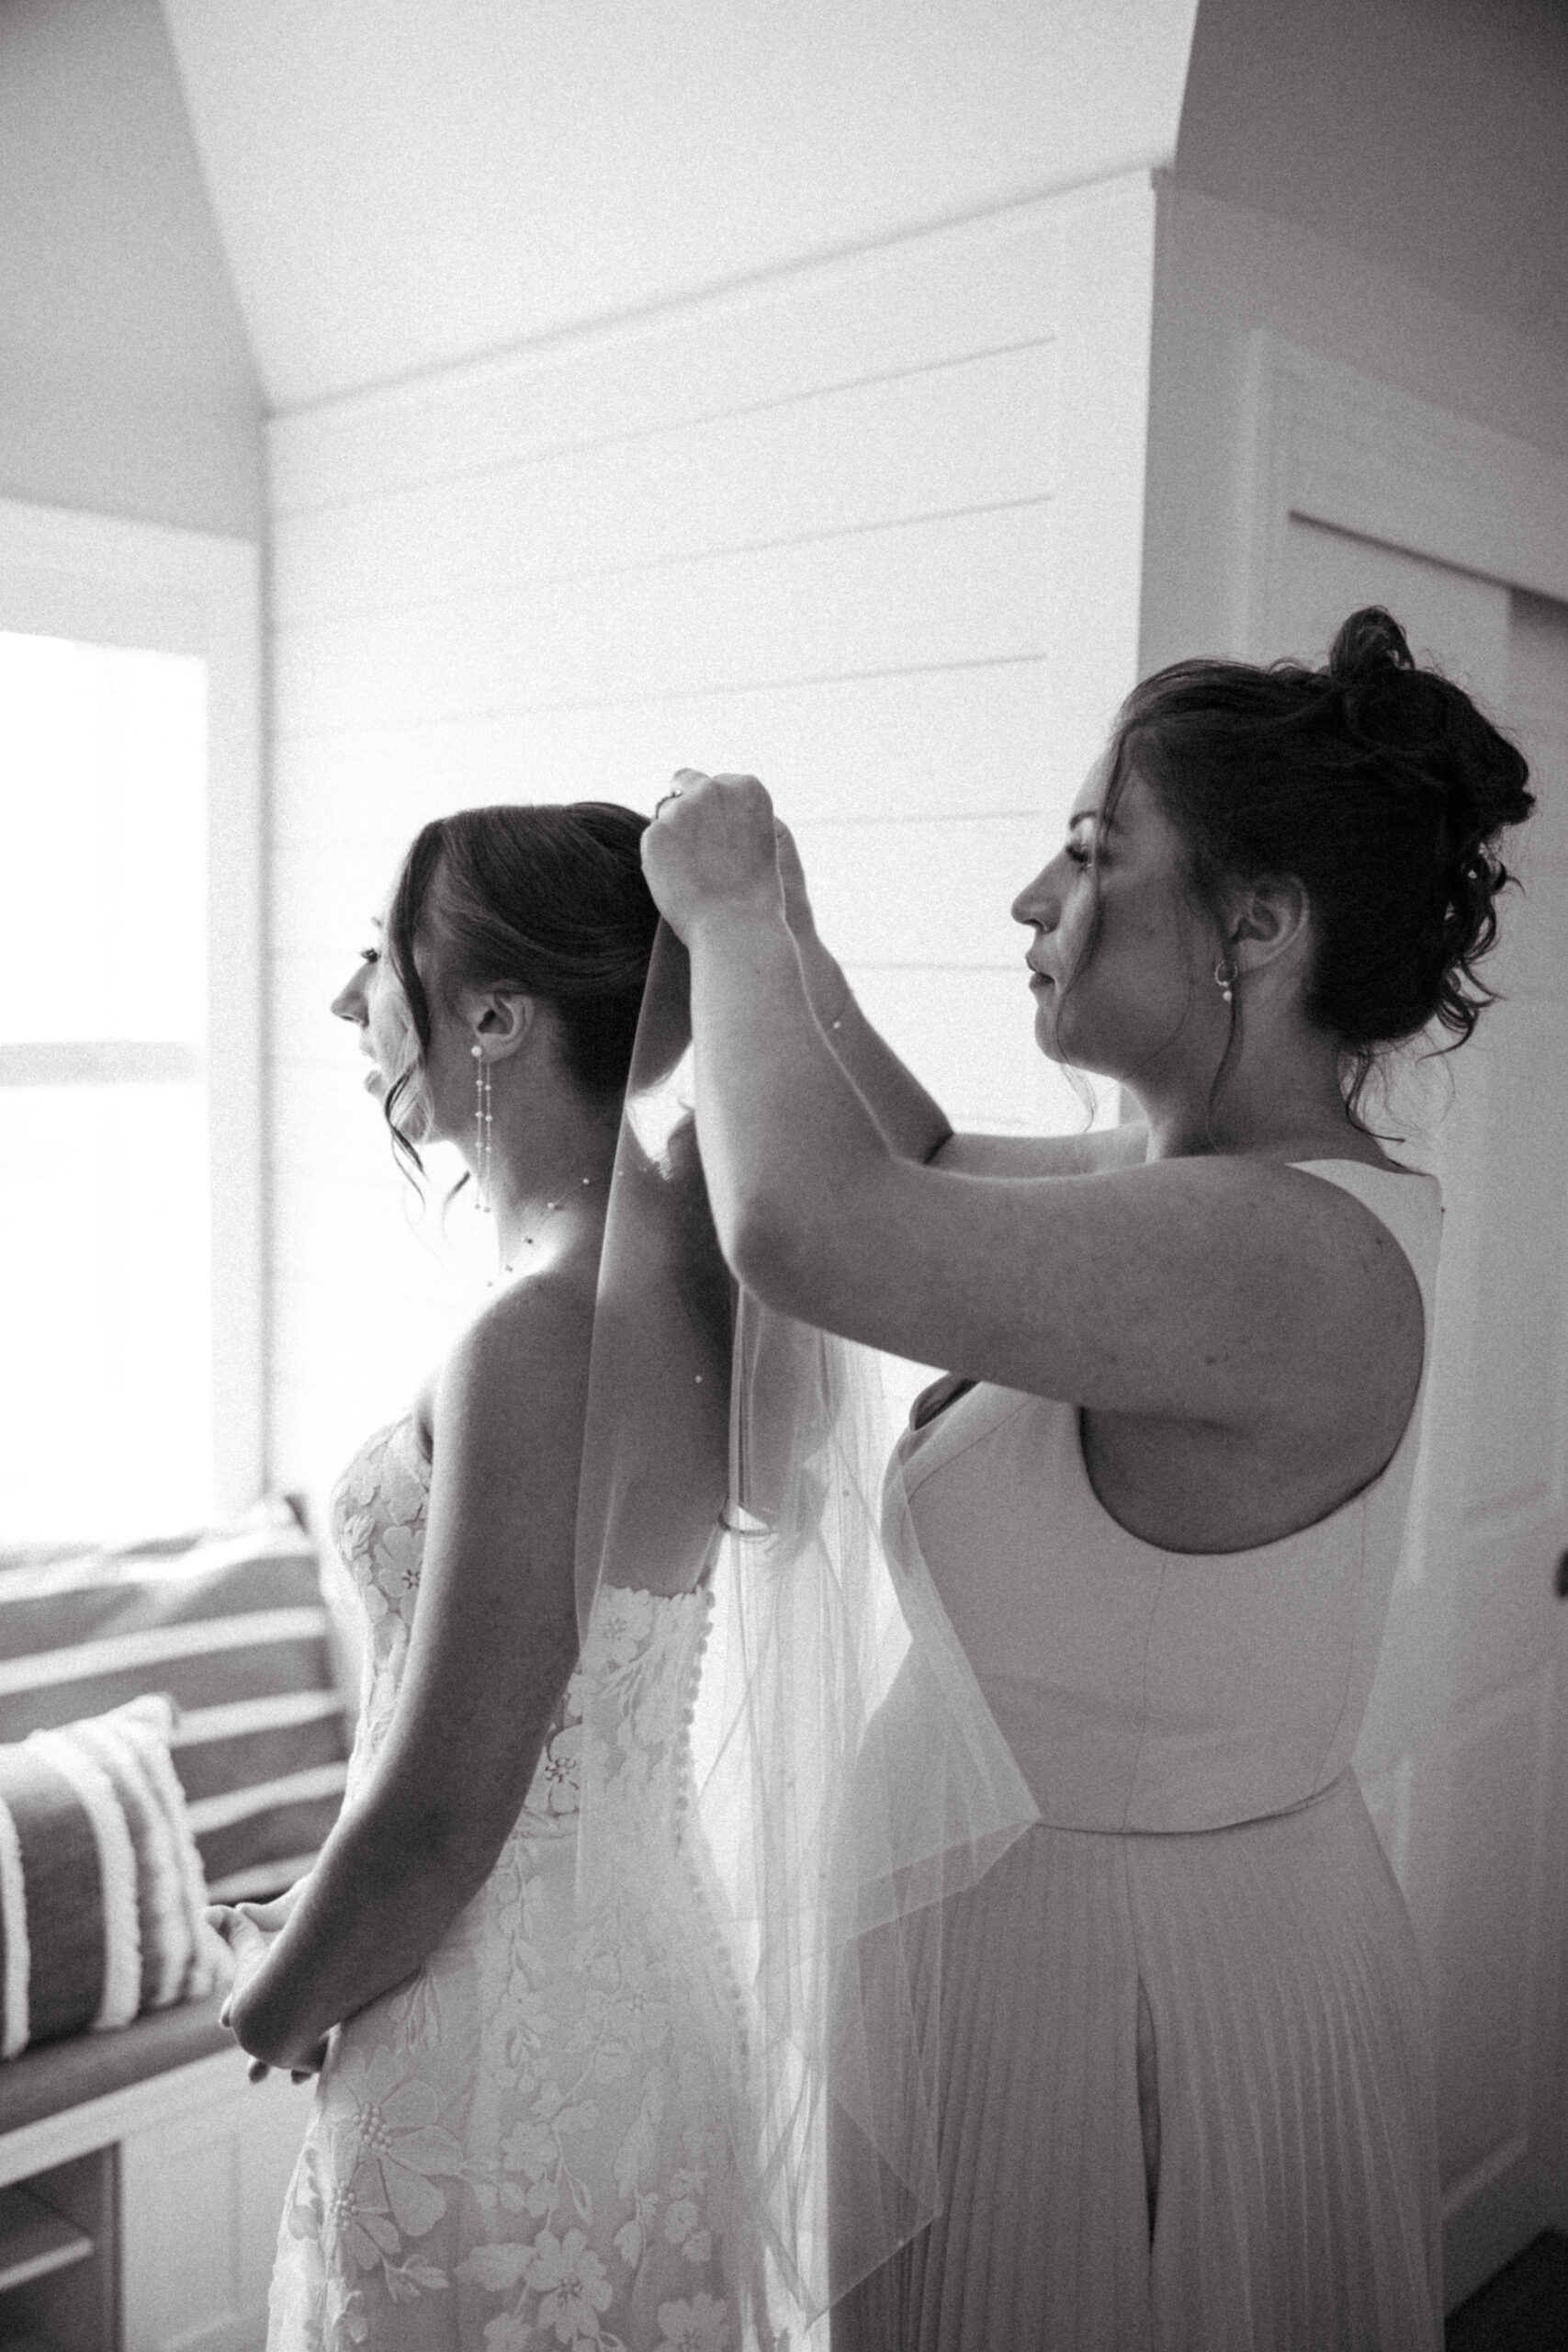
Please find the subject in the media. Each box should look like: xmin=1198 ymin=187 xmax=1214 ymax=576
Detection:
xmin=1213 ymin=957 xmax=1237 ymax=1005
xmin=472 ymin=1045 xmax=492 ymax=1206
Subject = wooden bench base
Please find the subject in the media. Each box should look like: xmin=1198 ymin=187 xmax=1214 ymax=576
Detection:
xmin=0 ymin=2011 xmax=308 ymax=2351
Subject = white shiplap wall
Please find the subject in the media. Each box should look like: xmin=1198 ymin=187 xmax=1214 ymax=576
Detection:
xmin=266 ymin=174 xmax=1157 ymax=1493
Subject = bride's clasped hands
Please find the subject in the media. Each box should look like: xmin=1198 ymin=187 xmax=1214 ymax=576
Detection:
xmin=206 ymin=1884 xmax=326 ymax=2084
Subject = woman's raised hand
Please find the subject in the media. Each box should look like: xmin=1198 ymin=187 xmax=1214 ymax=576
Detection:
xmin=772 ymin=817 xmax=819 ymax=944
xmin=643 ymin=771 xmax=784 ymax=942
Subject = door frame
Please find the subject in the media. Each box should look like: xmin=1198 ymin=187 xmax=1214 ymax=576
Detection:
xmin=1235 ymin=335 xmax=1568 ymax=2288
xmin=1236 ymin=334 xmax=1568 ymax=661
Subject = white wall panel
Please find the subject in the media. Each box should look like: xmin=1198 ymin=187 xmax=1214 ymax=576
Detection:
xmin=850 ymin=967 xmax=1112 ymax=1136
xmin=273 ymin=343 xmax=1059 ymax=627
xmin=268 ymin=197 xmax=1067 ymax=513
xmin=266 ymin=177 xmax=1156 ymax=1492
xmin=792 ymin=815 xmax=1044 ymax=970
xmin=271 ymin=1275 xmax=459 ymax=1492
xmin=270 ymin=1167 xmax=445 ymax=1285
xmin=273 ymin=860 xmax=413 ymax=967
xmin=273 ymin=503 xmax=1053 ymax=737
xmin=271 ymin=1057 xmax=405 ymax=1185
xmin=271 ymin=953 xmax=367 ymax=1071
xmin=271 ymin=661 xmax=1054 ymax=842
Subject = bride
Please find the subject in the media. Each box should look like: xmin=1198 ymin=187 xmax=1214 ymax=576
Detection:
xmin=210 ymin=796 xmax=1035 ymax=2352
xmin=211 ymin=801 xmax=755 ymax=2352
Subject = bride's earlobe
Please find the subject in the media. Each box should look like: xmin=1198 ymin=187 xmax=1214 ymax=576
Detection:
xmin=471 ymin=992 xmax=538 ymax=1059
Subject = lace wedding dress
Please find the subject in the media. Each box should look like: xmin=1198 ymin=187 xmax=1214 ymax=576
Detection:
xmin=266 ymin=1415 xmax=757 ymax=2352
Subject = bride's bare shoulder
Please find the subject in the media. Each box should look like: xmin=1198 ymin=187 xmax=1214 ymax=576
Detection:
xmin=480 ymin=1260 xmax=598 ymax=1345
xmin=438 ymin=1262 xmax=600 ymax=1420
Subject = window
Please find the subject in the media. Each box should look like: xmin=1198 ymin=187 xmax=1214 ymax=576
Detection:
xmin=0 ymin=503 xmax=261 ymax=1545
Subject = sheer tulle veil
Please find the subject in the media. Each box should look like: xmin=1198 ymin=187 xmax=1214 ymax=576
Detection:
xmin=573 ymin=925 xmax=1039 ymax=2340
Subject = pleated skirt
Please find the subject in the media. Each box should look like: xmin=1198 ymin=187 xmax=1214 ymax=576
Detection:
xmin=832 ymin=1772 xmax=1442 ymax=2352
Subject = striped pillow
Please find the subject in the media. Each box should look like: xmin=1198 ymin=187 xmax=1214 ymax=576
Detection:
xmin=0 ymin=1504 xmax=350 ymax=1905
xmin=0 ymin=1695 xmax=221 ymax=2057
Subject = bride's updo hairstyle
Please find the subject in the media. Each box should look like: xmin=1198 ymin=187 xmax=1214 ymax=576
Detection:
xmin=381 ymin=800 xmax=657 ymax=1170
xmin=1107 ymin=606 xmax=1534 ymax=1107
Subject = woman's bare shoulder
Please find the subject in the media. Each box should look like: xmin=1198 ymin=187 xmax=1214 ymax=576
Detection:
xmin=931 ymin=1121 xmax=1150 ymax=1178
xmin=434 ymin=1263 xmax=600 ymax=1435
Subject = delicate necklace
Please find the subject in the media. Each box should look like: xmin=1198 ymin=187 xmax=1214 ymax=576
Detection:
xmin=492 ymin=1173 xmax=597 ymax=1282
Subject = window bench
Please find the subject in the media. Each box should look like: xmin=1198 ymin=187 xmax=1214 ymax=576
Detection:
xmin=0 ymin=2001 xmax=308 ymax=2351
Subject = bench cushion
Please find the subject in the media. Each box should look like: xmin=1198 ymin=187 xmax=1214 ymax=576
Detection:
xmin=0 ymin=1503 xmax=350 ymax=1904
xmin=0 ymin=1990 xmax=233 ymax=2138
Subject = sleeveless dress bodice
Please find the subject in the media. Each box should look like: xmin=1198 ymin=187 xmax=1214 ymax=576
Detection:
xmin=267 ymin=1414 xmax=752 ymax=2352
xmin=890 ymin=1159 xmax=1443 ymax=1833
xmin=332 ymin=1416 xmax=722 ymax=1866
xmin=840 ymin=1160 xmax=1446 ymax=2352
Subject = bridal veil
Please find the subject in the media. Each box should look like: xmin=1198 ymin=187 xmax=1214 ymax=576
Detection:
xmin=572 ymin=927 xmax=1038 ymax=2339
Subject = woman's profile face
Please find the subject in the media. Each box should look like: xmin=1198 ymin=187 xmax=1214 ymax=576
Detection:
xmin=1012 ymin=752 xmax=1214 ymax=1080
xmin=330 ymin=904 xmax=438 ymax=1139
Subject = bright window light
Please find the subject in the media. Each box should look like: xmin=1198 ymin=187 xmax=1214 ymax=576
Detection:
xmin=0 ymin=632 xmax=211 ymax=1544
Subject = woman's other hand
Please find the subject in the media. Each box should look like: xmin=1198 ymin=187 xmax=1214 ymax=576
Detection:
xmin=643 ymin=771 xmax=784 ymax=942
xmin=206 ymin=1899 xmax=327 ymax=2084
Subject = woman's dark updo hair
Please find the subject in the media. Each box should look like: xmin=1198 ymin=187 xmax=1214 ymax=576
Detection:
xmin=1108 ymin=607 xmax=1534 ymax=1109
xmin=381 ymin=801 xmax=657 ymax=1174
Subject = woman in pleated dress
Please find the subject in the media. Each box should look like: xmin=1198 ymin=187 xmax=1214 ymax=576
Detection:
xmin=640 ymin=608 xmax=1534 ymax=2351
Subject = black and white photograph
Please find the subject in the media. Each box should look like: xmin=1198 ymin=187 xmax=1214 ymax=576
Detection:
xmin=0 ymin=3 xmax=1565 ymax=2346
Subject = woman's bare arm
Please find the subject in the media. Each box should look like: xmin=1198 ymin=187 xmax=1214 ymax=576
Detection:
xmin=643 ymin=782 xmax=1420 ymax=1441
xmin=225 ymin=1278 xmax=591 ymax=2070
xmin=776 ymin=822 xmax=951 ymax=1163
xmin=779 ymin=824 xmax=1147 ymax=1177
xmin=789 ymin=922 xmax=950 ymax=1160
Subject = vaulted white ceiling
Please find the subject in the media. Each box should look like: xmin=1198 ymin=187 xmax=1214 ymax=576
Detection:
xmin=160 ymin=0 xmax=1201 ymax=413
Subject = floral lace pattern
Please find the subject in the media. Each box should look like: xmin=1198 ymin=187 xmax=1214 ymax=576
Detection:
xmin=266 ymin=1418 xmax=754 ymax=2352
